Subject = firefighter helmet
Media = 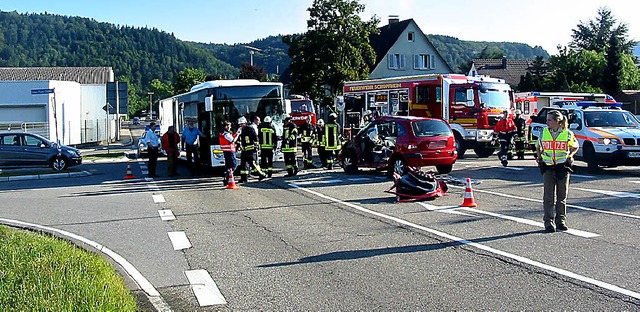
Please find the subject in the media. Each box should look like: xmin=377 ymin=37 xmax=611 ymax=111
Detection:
xmin=363 ymin=110 xmax=372 ymax=117
xmin=283 ymin=114 xmax=292 ymax=121
xmin=515 ymin=109 xmax=522 ymax=115
xmin=264 ymin=116 xmax=272 ymax=123
xmin=329 ymin=113 xmax=338 ymax=121
xmin=317 ymin=119 xmax=325 ymax=126
xmin=237 ymin=116 xmax=247 ymax=124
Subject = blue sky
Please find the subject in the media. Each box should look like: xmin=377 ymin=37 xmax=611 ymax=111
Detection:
xmin=2 ymin=0 xmax=639 ymax=55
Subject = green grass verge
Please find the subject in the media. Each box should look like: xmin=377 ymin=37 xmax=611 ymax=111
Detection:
xmin=0 ymin=226 xmax=138 ymax=311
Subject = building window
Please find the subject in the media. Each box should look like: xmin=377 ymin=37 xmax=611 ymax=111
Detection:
xmin=407 ymin=32 xmax=414 ymax=42
xmin=388 ymin=53 xmax=405 ymax=69
xmin=414 ymin=54 xmax=436 ymax=70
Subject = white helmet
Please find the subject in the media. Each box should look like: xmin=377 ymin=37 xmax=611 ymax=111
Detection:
xmin=363 ymin=109 xmax=372 ymax=117
xmin=237 ymin=116 xmax=247 ymax=124
xmin=515 ymin=109 xmax=522 ymax=115
xmin=317 ymin=119 xmax=325 ymax=126
xmin=264 ymin=116 xmax=272 ymax=123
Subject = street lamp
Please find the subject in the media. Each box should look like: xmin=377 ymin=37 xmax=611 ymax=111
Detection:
xmin=243 ymin=45 xmax=262 ymax=66
xmin=147 ymin=92 xmax=154 ymax=119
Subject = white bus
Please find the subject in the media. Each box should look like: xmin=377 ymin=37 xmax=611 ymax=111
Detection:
xmin=158 ymin=79 xmax=285 ymax=168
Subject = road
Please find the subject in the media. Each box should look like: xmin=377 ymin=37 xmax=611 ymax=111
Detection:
xmin=1 ymin=147 xmax=639 ymax=310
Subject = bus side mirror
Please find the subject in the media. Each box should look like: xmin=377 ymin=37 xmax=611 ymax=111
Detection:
xmin=205 ymin=96 xmax=213 ymax=111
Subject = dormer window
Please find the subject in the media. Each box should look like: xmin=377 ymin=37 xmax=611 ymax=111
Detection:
xmin=408 ymin=32 xmax=415 ymax=42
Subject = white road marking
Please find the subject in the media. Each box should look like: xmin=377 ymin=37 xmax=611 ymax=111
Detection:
xmin=138 ymin=161 xmax=145 ymax=165
xmin=158 ymin=209 xmax=176 ymax=221
xmin=148 ymin=184 xmax=160 ymax=191
xmin=631 ymin=181 xmax=640 ymax=184
xmin=318 ymin=179 xmax=343 ymax=184
xmin=185 ymin=269 xmax=227 ymax=306
xmin=168 ymin=231 xmax=192 ymax=250
xmin=418 ymin=203 xmax=476 ymax=216
xmin=288 ymin=183 xmax=640 ymax=300
xmin=572 ymin=174 xmax=596 ymax=179
xmin=141 ymin=170 xmax=149 ymax=175
xmin=575 ymin=187 xmax=640 ymax=199
xmin=347 ymin=177 xmax=372 ymax=181
xmin=490 ymin=166 xmax=524 ymax=171
xmin=145 ymin=177 xmax=154 ymax=182
xmin=152 ymin=194 xmax=166 ymax=203
xmin=449 ymin=185 xmax=640 ymax=220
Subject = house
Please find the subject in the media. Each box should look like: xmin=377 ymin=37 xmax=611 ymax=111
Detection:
xmin=369 ymin=16 xmax=453 ymax=79
xmin=0 ymin=67 xmax=123 ymax=145
xmin=468 ymin=58 xmax=534 ymax=89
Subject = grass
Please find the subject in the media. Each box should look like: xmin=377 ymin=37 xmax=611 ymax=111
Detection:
xmin=0 ymin=225 xmax=138 ymax=311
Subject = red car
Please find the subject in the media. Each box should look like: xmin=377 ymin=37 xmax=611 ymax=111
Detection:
xmin=339 ymin=116 xmax=457 ymax=175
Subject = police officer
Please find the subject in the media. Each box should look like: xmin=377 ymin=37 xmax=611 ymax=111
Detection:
xmin=300 ymin=116 xmax=316 ymax=169
xmin=316 ymin=119 xmax=327 ymax=168
xmin=258 ymin=116 xmax=278 ymax=178
xmin=282 ymin=115 xmax=299 ymax=177
xmin=324 ymin=113 xmax=341 ymax=170
xmin=238 ymin=116 xmax=266 ymax=183
xmin=514 ymin=109 xmax=527 ymax=160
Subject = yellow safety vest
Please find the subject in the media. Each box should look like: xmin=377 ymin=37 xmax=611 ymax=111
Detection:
xmin=325 ymin=124 xmax=340 ymax=151
xmin=260 ymin=127 xmax=275 ymax=149
xmin=540 ymin=128 xmax=570 ymax=165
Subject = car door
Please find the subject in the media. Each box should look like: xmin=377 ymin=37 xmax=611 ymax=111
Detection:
xmin=21 ymin=134 xmax=53 ymax=166
xmin=0 ymin=134 xmax=23 ymax=166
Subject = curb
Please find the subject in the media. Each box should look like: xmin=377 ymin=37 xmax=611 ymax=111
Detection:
xmin=0 ymin=170 xmax=91 ymax=183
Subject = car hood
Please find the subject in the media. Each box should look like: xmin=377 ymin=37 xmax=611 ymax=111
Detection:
xmin=588 ymin=127 xmax=640 ymax=139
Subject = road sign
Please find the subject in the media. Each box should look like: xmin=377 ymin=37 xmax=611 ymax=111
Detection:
xmin=31 ymin=88 xmax=55 ymax=95
xmin=102 ymin=103 xmax=114 ymax=112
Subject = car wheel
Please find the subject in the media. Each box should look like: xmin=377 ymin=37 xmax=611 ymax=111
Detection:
xmin=583 ymin=143 xmax=599 ymax=173
xmin=390 ymin=157 xmax=407 ymax=176
xmin=342 ymin=153 xmax=358 ymax=174
xmin=436 ymin=164 xmax=453 ymax=174
xmin=455 ymin=133 xmax=466 ymax=159
xmin=474 ymin=146 xmax=495 ymax=158
xmin=51 ymin=156 xmax=68 ymax=171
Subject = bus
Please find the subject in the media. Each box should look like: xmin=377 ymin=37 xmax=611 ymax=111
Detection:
xmin=158 ymin=79 xmax=285 ymax=168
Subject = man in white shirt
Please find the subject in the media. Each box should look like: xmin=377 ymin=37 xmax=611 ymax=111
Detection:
xmin=146 ymin=122 xmax=160 ymax=177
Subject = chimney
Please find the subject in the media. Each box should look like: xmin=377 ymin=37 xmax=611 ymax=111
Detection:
xmin=502 ymin=56 xmax=507 ymax=69
xmin=388 ymin=15 xmax=399 ymax=25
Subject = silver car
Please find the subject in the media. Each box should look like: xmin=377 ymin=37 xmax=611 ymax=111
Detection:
xmin=0 ymin=132 xmax=82 ymax=170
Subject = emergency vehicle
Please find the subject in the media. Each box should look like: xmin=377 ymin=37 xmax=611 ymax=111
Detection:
xmin=515 ymin=92 xmax=616 ymax=117
xmin=342 ymin=74 xmax=513 ymax=158
xmin=287 ymin=94 xmax=317 ymax=126
xmin=528 ymin=102 xmax=640 ymax=171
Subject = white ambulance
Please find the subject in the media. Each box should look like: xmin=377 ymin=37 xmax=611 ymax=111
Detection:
xmin=528 ymin=102 xmax=640 ymax=172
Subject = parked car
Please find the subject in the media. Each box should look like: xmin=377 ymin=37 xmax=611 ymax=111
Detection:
xmin=0 ymin=132 xmax=82 ymax=170
xmin=137 ymin=126 xmax=163 ymax=158
xmin=338 ymin=116 xmax=458 ymax=176
xmin=132 ymin=117 xmax=140 ymax=125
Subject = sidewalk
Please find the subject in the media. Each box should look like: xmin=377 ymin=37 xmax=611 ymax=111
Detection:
xmin=79 ymin=127 xmax=135 ymax=156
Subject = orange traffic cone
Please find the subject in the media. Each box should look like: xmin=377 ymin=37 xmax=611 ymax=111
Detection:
xmin=460 ymin=177 xmax=477 ymax=207
xmin=124 ymin=164 xmax=135 ymax=179
xmin=226 ymin=171 xmax=239 ymax=189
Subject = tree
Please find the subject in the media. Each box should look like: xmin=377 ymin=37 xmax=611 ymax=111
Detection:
xmin=602 ymin=32 xmax=623 ymax=94
xmin=457 ymin=45 xmax=505 ymax=73
xmin=149 ymin=79 xmax=173 ymax=102
xmin=570 ymin=7 xmax=637 ymax=53
xmin=173 ymin=68 xmax=206 ymax=94
xmin=284 ymin=0 xmax=379 ymax=107
xmin=239 ymin=62 xmax=267 ymax=81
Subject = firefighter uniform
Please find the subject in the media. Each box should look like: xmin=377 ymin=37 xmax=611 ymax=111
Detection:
xmin=514 ymin=110 xmax=527 ymax=160
xmin=494 ymin=111 xmax=516 ymax=166
xmin=239 ymin=120 xmax=266 ymax=182
xmin=300 ymin=118 xmax=316 ymax=169
xmin=282 ymin=117 xmax=299 ymax=176
xmin=316 ymin=119 xmax=327 ymax=167
xmin=324 ymin=114 xmax=341 ymax=170
xmin=258 ymin=118 xmax=278 ymax=178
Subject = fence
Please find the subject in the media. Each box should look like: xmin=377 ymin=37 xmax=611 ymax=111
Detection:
xmin=0 ymin=119 xmax=115 ymax=146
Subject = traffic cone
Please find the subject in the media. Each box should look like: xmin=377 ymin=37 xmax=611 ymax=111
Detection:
xmin=461 ymin=177 xmax=477 ymax=207
xmin=226 ymin=171 xmax=239 ymax=189
xmin=124 ymin=164 xmax=135 ymax=179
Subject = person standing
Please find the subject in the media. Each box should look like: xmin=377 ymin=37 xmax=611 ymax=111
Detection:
xmin=181 ymin=119 xmax=205 ymax=175
xmin=494 ymin=110 xmax=516 ymax=166
xmin=513 ymin=109 xmax=527 ymax=160
xmin=161 ymin=126 xmax=181 ymax=177
xmin=536 ymin=110 xmax=579 ymax=233
xmin=238 ymin=116 xmax=266 ymax=183
xmin=300 ymin=116 xmax=316 ymax=169
xmin=324 ymin=113 xmax=341 ymax=170
xmin=282 ymin=115 xmax=299 ymax=177
xmin=316 ymin=119 xmax=327 ymax=168
xmin=146 ymin=122 xmax=160 ymax=178
xmin=219 ymin=120 xmax=239 ymax=186
xmin=258 ymin=116 xmax=278 ymax=178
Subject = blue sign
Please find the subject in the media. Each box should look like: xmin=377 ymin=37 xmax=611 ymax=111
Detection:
xmin=31 ymin=88 xmax=55 ymax=95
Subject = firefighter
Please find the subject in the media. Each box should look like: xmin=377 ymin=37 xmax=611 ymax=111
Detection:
xmin=494 ymin=110 xmax=517 ymax=167
xmin=514 ymin=109 xmax=527 ymax=160
xmin=360 ymin=110 xmax=373 ymax=128
xmin=316 ymin=119 xmax=327 ymax=168
xmin=300 ymin=116 xmax=316 ymax=169
xmin=324 ymin=113 xmax=341 ymax=170
xmin=258 ymin=116 xmax=278 ymax=178
xmin=238 ymin=116 xmax=266 ymax=182
xmin=282 ymin=114 xmax=299 ymax=177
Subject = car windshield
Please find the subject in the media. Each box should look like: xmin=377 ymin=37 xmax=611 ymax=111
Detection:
xmin=290 ymin=100 xmax=313 ymax=113
xmin=584 ymin=111 xmax=640 ymax=127
xmin=478 ymin=83 xmax=511 ymax=110
xmin=412 ymin=120 xmax=451 ymax=137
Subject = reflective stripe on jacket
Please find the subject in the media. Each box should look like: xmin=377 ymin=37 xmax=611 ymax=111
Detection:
xmin=540 ymin=128 xmax=570 ymax=165
xmin=325 ymin=123 xmax=340 ymax=151
xmin=282 ymin=125 xmax=298 ymax=153
xmin=260 ymin=127 xmax=275 ymax=149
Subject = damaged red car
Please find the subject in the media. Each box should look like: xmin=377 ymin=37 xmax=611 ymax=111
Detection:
xmin=339 ymin=116 xmax=457 ymax=176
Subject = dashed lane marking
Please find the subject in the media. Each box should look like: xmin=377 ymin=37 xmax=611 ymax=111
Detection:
xmin=158 ymin=209 xmax=176 ymax=221
xmin=168 ymin=231 xmax=192 ymax=250
xmin=185 ymin=269 xmax=227 ymax=306
xmin=152 ymin=194 xmax=166 ymax=203
xmin=288 ymin=183 xmax=640 ymax=301
xmin=574 ymin=187 xmax=640 ymax=199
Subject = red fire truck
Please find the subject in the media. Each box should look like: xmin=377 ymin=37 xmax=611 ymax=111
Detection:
xmin=287 ymin=94 xmax=317 ymax=126
xmin=515 ymin=91 xmax=617 ymax=117
xmin=342 ymin=74 xmax=513 ymax=158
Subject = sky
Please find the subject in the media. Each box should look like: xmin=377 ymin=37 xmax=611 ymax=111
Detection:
xmin=2 ymin=0 xmax=639 ymax=55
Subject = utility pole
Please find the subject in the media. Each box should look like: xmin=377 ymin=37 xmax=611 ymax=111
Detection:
xmin=147 ymin=92 xmax=154 ymax=119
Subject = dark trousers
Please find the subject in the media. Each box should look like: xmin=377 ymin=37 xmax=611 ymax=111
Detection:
xmin=223 ymin=151 xmax=238 ymax=185
xmin=260 ymin=149 xmax=274 ymax=177
xmin=148 ymin=147 xmax=158 ymax=176
xmin=302 ymin=142 xmax=313 ymax=166
xmin=167 ymin=152 xmax=178 ymax=176
xmin=284 ymin=152 xmax=298 ymax=175
xmin=185 ymin=144 xmax=199 ymax=171
xmin=514 ymin=135 xmax=526 ymax=158
xmin=318 ymin=146 xmax=327 ymax=166
xmin=240 ymin=150 xmax=264 ymax=181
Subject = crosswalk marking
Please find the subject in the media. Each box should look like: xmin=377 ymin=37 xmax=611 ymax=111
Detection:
xmin=158 ymin=209 xmax=176 ymax=221
xmin=167 ymin=231 xmax=191 ymax=250
xmin=152 ymin=194 xmax=165 ymax=203
xmin=185 ymin=270 xmax=227 ymax=306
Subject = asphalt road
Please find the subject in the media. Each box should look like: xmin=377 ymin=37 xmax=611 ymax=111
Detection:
xmin=1 ymin=148 xmax=639 ymax=311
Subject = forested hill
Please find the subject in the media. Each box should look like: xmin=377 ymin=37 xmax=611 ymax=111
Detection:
xmin=0 ymin=10 xmax=238 ymax=91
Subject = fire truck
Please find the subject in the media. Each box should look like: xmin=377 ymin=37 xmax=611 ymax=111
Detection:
xmin=515 ymin=91 xmax=617 ymax=117
xmin=342 ymin=74 xmax=513 ymax=158
xmin=287 ymin=94 xmax=317 ymax=126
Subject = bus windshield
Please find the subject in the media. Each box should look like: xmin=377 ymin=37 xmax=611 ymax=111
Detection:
xmin=291 ymin=100 xmax=314 ymax=113
xmin=210 ymin=85 xmax=285 ymax=135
